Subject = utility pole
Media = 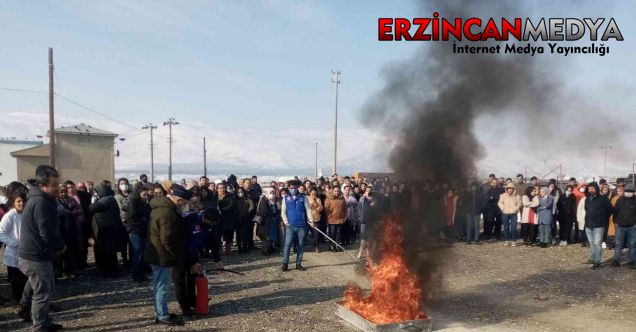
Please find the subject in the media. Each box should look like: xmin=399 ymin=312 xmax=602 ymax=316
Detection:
xmin=315 ymin=142 xmax=318 ymax=180
xmin=601 ymin=145 xmax=612 ymax=177
xmin=142 ymin=123 xmax=157 ymax=181
xmin=48 ymin=47 xmax=55 ymax=167
xmin=331 ymin=70 xmax=340 ymax=176
xmin=203 ymin=137 xmax=207 ymax=177
xmin=632 ymin=163 xmax=635 ymax=186
xmin=163 ymin=117 xmax=179 ymax=181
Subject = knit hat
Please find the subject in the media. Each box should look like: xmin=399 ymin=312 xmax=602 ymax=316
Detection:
xmin=171 ymin=184 xmax=193 ymax=200
xmin=625 ymin=184 xmax=635 ymax=192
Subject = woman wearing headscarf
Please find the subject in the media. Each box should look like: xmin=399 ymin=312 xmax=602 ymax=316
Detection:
xmin=308 ymin=188 xmax=324 ymax=253
xmin=57 ymin=186 xmax=80 ymax=277
xmin=256 ymin=188 xmax=280 ymax=254
xmin=217 ymin=183 xmax=237 ymax=254
xmin=90 ymin=182 xmax=128 ymax=277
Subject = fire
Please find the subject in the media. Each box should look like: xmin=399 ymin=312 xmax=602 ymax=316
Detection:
xmin=343 ymin=214 xmax=427 ymax=324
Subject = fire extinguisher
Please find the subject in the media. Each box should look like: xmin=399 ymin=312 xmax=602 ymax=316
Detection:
xmin=194 ymin=274 xmax=209 ymax=315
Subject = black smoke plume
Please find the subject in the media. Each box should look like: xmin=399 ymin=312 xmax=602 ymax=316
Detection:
xmin=360 ymin=1 xmax=560 ymax=305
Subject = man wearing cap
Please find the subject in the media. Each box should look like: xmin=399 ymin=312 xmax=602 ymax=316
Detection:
xmin=611 ymin=184 xmax=636 ymax=269
xmin=145 ymin=184 xmax=198 ymax=326
xmin=498 ymin=183 xmax=523 ymax=246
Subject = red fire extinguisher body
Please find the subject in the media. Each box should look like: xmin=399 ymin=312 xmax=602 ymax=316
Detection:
xmin=195 ymin=275 xmax=209 ymax=315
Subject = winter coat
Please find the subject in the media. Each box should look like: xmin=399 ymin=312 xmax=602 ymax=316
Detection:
xmin=498 ymin=193 xmax=522 ymax=214
xmin=308 ymin=196 xmax=323 ymax=222
xmin=19 ymin=187 xmax=64 ymax=262
xmin=521 ymin=195 xmax=539 ymax=224
xmin=358 ymin=196 xmax=376 ymax=225
xmin=57 ymin=200 xmax=79 ymax=257
xmin=537 ymin=195 xmax=554 ymax=225
xmin=218 ymin=193 xmax=237 ymax=231
xmin=145 ymin=196 xmax=187 ymax=268
xmin=325 ymin=195 xmax=347 ymax=225
xmin=0 ymin=209 xmax=21 ymax=267
xmin=576 ymin=197 xmax=587 ymax=230
xmin=608 ymin=194 xmax=621 ymax=236
xmin=584 ymin=194 xmax=612 ymax=229
xmin=235 ymin=196 xmax=255 ymax=223
xmin=89 ymin=184 xmax=128 ymax=254
xmin=127 ymin=191 xmax=150 ymax=236
xmin=345 ymin=195 xmax=359 ymax=222
xmin=459 ymin=189 xmax=485 ymax=215
xmin=255 ymin=195 xmax=277 ymax=240
xmin=248 ymin=183 xmax=262 ymax=203
xmin=114 ymin=193 xmax=130 ymax=225
xmin=557 ymin=194 xmax=577 ymax=225
xmin=613 ymin=195 xmax=636 ymax=227
xmin=485 ymin=186 xmax=504 ymax=212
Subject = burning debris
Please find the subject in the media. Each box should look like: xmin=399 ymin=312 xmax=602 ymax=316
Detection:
xmin=343 ymin=215 xmax=426 ymax=324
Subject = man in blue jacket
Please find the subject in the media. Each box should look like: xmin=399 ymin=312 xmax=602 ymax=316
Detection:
xmin=281 ymin=180 xmax=315 ymax=271
xmin=18 ymin=165 xmax=65 ymax=331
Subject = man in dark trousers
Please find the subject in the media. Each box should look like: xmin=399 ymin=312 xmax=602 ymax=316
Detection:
xmin=146 ymin=184 xmax=201 ymax=326
xmin=484 ymin=178 xmax=504 ymax=240
xmin=611 ymin=184 xmax=636 ymax=269
xmin=17 ymin=165 xmax=65 ymax=331
xmin=584 ymin=182 xmax=612 ymax=270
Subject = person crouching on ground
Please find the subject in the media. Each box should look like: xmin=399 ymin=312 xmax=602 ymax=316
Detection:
xmin=584 ymin=182 xmax=612 ymax=270
xmin=498 ymin=183 xmax=522 ymax=247
xmin=610 ymin=184 xmax=636 ymax=269
xmin=145 ymin=184 xmax=197 ymax=326
xmin=281 ymin=181 xmax=315 ymax=271
xmin=537 ymin=187 xmax=554 ymax=248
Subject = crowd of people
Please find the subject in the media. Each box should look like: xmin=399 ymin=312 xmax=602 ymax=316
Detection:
xmin=0 ymin=166 xmax=634 ymax=330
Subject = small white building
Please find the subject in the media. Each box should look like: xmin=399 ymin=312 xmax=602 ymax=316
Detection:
xmin=0 ymin=138 xmax=43 ymax=185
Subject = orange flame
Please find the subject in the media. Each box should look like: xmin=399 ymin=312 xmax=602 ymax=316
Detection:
xmin=343 ymin=214 xmax=426 ymax=324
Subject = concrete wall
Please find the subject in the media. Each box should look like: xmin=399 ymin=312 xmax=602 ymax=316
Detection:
xmin=16 ymin=156 xmax=49 ymax=181
xmin=0 ymin=142 xmax=41 ymax=184
xmin=55 ymin=134 xmax=115 ymax=183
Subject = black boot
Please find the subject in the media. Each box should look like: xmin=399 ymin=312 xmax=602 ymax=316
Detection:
xmin=281 ymin=263 xmax=288 ymax=272
xmin=296 ymin=263 xmax=306 ymax=271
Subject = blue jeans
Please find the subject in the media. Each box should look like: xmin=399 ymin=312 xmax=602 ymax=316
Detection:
xmin=585 ymin=227 xmax=606 ymax=263
xmin=613 ymin=225 xmax=636 ymax=263
xmin=129 ymin=233 xmax=146 ymax=279
xmin=539 ymin=224 xmax=551 ymax=244
xmin=502 ymin=213 xmax=518 ymax=241
xmin=328 ymin=224 xmax=342 ymax=244
xmin=151 ymin=265 xmax=172 ymax=320
xmin=466 ymin=213 xmax=480 ymax=242
xmin=283 ymin=225 xmax=306 ymax=265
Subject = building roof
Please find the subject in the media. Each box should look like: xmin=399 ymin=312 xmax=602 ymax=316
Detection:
xmin=50 ymin=123 xmax=118 ymax=137
xmin=0 ymin=138 xmax=43 ymax=145
xmin=10 ymin=143 xmax=50 ymax=157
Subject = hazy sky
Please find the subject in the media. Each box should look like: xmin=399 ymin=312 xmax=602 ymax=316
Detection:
xmin=0 ymin=1 xmax=634 ymax=179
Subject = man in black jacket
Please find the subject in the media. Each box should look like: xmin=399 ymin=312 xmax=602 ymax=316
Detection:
xmin=17 ymin=165 xmax=65 ymax=331
xmin=584 ymin=182 xmax=612 ymax=269
xmin=484 ymin=178 xmax=503 ymax=240
xmin=611 ymin=184 xmax=636 ymax=269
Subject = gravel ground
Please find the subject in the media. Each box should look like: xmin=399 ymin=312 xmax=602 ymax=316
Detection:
xmin=0 ymin=240 xmax=634 ymax=331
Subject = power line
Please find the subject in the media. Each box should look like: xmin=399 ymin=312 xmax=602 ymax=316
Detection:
xmin=0 ymin=87 xmax=47 ymax=94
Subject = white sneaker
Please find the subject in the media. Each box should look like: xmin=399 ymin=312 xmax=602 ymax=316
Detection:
xmin=602 ymin=242 xmax=607 ymax=249
xmin=511 ymin=242 xmax=517 ymax=247
xmin=504 ymin=241 xmax=509 ymax=246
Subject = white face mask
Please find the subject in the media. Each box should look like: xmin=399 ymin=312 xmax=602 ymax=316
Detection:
xmin=579 ymin=188 xmax=586 ymax=193
xmin=238 ymin=193 xmax=244 ymax=198
xmin=267 ymin=193 xmax=276 ymax=200
xmin=119 ymin=184 xmax=129 ymax=192
xmin=624 ymin=192 xmax=634 ymax=198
